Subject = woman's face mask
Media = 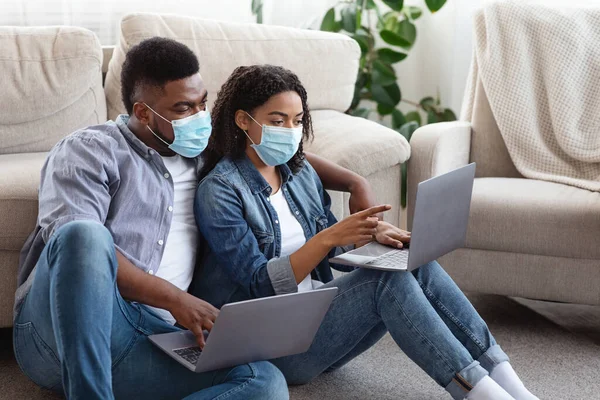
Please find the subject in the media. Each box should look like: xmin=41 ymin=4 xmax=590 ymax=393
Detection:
xmin=243 ymin=112 xmax=303 ymax=166
xmin=145 ymin=103 xmax=212 ymax=158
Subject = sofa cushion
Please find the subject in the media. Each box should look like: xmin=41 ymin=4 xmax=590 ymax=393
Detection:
xmin=466 ymin=178 xmax=600 ymax=259
xmin=105 ymin=13 xmax=360 ymax=121
xmin=0 ymin=26 xmax=106 ymax=154
xmin=0 ymin=153 xmax=46 ymax=251
xmin=307 ymin=110 xmax=410 ymax=177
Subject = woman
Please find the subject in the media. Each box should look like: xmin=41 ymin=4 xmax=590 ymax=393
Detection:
xmin=193 ymin=65 xmax=537 ymax=400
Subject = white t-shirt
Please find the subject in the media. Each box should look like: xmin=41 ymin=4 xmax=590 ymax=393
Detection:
xmin=146 ymin=155 xmax=199 ymax=324
xmin=269 ymin=188 xmax=321 ymax=292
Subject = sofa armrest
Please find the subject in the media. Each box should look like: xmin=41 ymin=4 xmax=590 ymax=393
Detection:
xmin=407 ymin=121 xmax=472 ymax=229
xmin=306 ymin=110 xmax=410 ymax=225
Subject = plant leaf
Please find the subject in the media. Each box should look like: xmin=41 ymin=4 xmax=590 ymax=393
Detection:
xmin=392 ymin=109 xmax=406 ymax=129
xmin=405 ymin=110 xmax=422 ymax=125
xmin=395 ymin=19 xmax=417 ymax=49
xmin=356 ymin=7 xmax=362 ymax=29
xmin=371 ymin=60 xmax=397 ymax=86
xmin=425 ymin=0 xmax=447 ymax=13
xmin=399 ymin=121 xmax=420 ymax=207
xmin=377 ymin=11 xmax=397 ymax=31
xmin=398 ymin=121 xmax=419 ymax=142
xmin=377 ymin=104 xmax=395 ymax=115
xmin=376 ymin=48 xmax=407 ymax=64
xmin=371 ymin=82 xmax=401 ymax=108
xmin=442 ymin=108 xmax=457 ymax=121
xmin=251 ymin=0 xmax=263 ymax=13
xmin=380 ymin=30 xmax=410 ymax=47
xmin=320 ymin=8 xmax=337 ymax=32
xmin=341 ymin=5 xmax=358 ymax=33
xmin=419 ymin=96 xmax=436 ymax=113
xmin=405 ymin=6 xmax=423 ymax=20
xmin=365 ymin=0 xmax=377 ymax=9
xmin=352 ymin=34 xmax=370 ymax=54
xmin=352 ymin=108 xmax=371 ymax=118
xmin=382 ymin=0 xmax=404 ymax=12
xmin=350 ymin=70 xmax=369 ymax=110
xmin=401 ymin=163 xmax=408 ymax=208
xmin=427 ymin=111 xmax=439 ymax=124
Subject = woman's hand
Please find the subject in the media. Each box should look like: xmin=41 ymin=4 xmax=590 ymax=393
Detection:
xmin=374 ymin=221 xmax=411 ymax=249
xmin=348 ymin=177 xmax=385 ymax=220
xmin=320 ymin=205 xmax=391 ymax=248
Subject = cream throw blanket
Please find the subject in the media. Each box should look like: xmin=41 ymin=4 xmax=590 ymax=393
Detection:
xmin=461 ymin=1 xmax=600 ymax=191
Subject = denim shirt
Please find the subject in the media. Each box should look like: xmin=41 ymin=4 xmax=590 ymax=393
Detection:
xmin=15 ymin=115 xmax=202 ymax=316
xmin=191 ymin=155 xmax=353 ymax=308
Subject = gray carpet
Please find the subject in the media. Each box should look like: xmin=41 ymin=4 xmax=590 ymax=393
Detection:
xmin=1 ymin=294 xmax=599 ymax=400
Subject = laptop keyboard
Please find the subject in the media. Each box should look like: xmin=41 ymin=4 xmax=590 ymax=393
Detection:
xmin=364 ymin=249 xmax=409 ymax=269
xmin=174 ymin=346 xmax=202 ymax=365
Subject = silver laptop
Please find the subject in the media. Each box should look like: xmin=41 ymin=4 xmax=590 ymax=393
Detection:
xmin=330 ymin=163 xmax=476 ymax=272
xmin=149 ymin=287 xmax=338 ymax=373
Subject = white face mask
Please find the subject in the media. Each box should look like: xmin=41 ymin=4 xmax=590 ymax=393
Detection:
xmin=244 ymin=112 xmax=303 ymax=166
xmin=145 ymin=103 xmax=212 ymax=158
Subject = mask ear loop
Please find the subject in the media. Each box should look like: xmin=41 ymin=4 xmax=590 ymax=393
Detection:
xmin=143 ymin=102 xmax=173 ymax=146
xmin=243 ymin=111 xmax=263 ymax=145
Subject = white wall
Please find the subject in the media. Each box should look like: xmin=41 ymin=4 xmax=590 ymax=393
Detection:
xmin=1 ymin=0 xmax=482 ymax=114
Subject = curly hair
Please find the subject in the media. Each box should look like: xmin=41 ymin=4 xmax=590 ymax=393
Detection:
xmin=200 ymin=64 xmax=313 ymax=178
xmin=121 ymin=37 xmax=200 ymax=114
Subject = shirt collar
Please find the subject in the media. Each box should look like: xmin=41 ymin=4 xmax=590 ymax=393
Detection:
xmin=116 ymin=114 xmax=154 ymax=157
xmin=233 ymin=154 xmax=294 ymax=195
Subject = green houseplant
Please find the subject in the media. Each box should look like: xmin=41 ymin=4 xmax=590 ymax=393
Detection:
xmin=251 ymin=0 xmax=455 ymax=207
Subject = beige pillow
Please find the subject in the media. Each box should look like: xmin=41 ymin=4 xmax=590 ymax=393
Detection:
xmin=0 ymin=26 xmax=106 ymax=154
xmin=105 ymin=13 xmax=361 ymax=121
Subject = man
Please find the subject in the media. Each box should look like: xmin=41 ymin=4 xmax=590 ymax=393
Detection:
xmin=13 ymin=37 xmax=381 ymax=399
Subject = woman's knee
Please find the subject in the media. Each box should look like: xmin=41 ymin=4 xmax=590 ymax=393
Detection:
xmin=244 ymin=361 xmax=289 ymax=399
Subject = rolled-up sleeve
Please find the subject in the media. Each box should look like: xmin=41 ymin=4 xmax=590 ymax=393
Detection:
xmin=38 ymin=132 xmax=117 ymax=243
xmin=266 ymin=255 xmax=298 ymax=295
xmin=195 ymin=175 xmax=298 ymax=298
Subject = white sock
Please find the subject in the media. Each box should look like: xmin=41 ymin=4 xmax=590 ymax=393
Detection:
xmin=466 ymin=376 xmax=515 ymax=400
xmin=490 ymin=362 xmax=539 ymax=400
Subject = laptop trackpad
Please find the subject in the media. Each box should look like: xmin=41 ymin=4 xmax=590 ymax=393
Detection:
xmin=347 ymin=242 xmax=397 ymax=257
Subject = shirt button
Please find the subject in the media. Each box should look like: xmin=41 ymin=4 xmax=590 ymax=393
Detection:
xmin=164 ymin=172 xmax=170 ymax=179
xmin=158 ymin=239 xmax=164 ymax=246
xmin=149 ymin=150 xmax=155 ymax=155
xmin=267 ymin=198 xmax=270 ymax=202
xmin=168 ymin=206 xmax=173 ymax=212
xmin=148 ymin=270 xmax=154 ymax=275
xmin=295 ymin=211 xmax=300 ymax=215
xmin=275 ymin=220 xmax=279 ymax=224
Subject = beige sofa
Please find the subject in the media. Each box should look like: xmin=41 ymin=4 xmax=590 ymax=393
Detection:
xmin=0 ymin=14 xmax=410 ymax=327
xmin=407 ymin=77 xmax=600 ymax=306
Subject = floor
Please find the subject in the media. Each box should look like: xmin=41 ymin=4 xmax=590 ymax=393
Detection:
xmin=1 ymin=294 xmax=599 ymax=400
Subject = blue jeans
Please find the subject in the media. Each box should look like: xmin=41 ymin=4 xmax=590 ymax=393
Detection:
xmin=270 ymin=264 xmax=509 ymax=400
xmin=13 ymin=221 xmax=289 ymax=400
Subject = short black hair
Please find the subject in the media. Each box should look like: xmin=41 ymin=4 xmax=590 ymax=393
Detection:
xmin=120 ymin=37 xmax=200 ymax=114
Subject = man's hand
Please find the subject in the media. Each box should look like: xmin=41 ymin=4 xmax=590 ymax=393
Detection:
xmin=374 ymin=221 xmax=411 ymax=249
xmin=349 ymin=177 xmax=384 ymax=220
xmin=169 ymin=292 xmax=220 ymax=349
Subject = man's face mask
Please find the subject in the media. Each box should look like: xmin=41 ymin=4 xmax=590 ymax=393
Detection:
xmin=244 ymin=112 xmax=303 ymax=166
xmin=144 ymin=103 xmax=212 ymax=158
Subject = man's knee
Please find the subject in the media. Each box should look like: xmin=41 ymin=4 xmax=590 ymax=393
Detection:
xmin=47 ymin=220 xmax=117 ymax=277
xmin=53 ymin=220 xmax=112 ymax=248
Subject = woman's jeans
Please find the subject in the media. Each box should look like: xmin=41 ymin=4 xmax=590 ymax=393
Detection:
xmin=13 ymin=221 xmax=289 ymax=400
xmin=271 ymin=263 xmax=509 ymax=400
